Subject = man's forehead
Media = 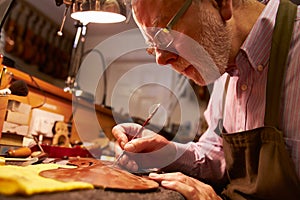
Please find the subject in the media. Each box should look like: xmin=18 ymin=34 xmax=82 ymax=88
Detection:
xmin=132 ymin=0 xmax=183 ymax=27
xmin=132 ymin=0 xmax=160 ymax=26
xmin=132 ymin=0 xmax=181 ymax=10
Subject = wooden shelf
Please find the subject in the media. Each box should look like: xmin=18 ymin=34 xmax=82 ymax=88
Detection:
xmin=8 ymin=67 xmax=72 ymax=102
xmin=1 ymin=67 xmax=117 ymax=144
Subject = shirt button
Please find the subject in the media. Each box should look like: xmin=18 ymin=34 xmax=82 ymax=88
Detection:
xmin=241 ymin=84 xmax=248 ymax=91
xmin=257 ymin=64 xmax=264 ymax=71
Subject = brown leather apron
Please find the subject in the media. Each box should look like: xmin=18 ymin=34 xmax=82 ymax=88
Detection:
xmin=220 ymin=0 xmax=300 ymax=199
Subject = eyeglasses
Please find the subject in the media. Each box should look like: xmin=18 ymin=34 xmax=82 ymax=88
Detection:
xmin=146 ymin=0 xmax=192 ymax=55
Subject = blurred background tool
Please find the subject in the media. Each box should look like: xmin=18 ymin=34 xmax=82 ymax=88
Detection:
xmin=0 ymin=79 xmax=29 ymax=96
xmin=0 ymin=66 xmax=11 ymax=89
xmin=6 ymin=146 xmax=31 ymax=158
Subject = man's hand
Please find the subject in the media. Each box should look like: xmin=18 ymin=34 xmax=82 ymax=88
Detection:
xmin=112 ymin=123 xmax=176 ymax=172
xmin=149 ymin=172 xmax=222 ymax=200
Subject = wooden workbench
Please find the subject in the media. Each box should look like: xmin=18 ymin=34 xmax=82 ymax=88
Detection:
xmin=0 ymin=187 xmax=184 ymax=200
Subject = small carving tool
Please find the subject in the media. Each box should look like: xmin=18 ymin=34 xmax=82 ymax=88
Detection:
xmin=112 ymin=103 xmax=161 ymax=167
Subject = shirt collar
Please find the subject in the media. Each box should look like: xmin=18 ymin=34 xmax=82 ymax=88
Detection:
xmin=238 ymin=0 xmax=279 ymax=72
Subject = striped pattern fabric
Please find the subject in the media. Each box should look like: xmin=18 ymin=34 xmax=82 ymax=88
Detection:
xmin=168 ymin=0 xmax=300 ymax=184
xmin=224 ymin=0 xmax=300 ymax=178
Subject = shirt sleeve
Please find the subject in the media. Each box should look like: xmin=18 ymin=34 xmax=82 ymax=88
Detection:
xmin=161 ymin=74 xmax=229 ymax=187
xmin=161 ymin=130 xmax=226 ymax=186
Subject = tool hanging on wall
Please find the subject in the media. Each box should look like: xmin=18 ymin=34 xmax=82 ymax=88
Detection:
xmin=57 ymin=3 xmax=70 ymax=36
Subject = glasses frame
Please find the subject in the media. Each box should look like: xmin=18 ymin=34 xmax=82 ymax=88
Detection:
xmin=147 ymin=0 xmax=192 ymax=54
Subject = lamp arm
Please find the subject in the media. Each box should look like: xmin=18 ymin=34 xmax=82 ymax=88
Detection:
xmin=65 ymin=22 xmax=85 ymax=91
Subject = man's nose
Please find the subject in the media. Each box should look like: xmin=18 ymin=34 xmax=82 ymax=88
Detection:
xmin=155 ymin=49 xmax=178 ymax=65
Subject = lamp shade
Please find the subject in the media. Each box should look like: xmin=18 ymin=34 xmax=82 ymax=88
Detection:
xmin=70 ymin=0 xmax=127 ymax=24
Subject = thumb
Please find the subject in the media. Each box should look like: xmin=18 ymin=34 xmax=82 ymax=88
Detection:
xmin=124 ymin=137 xmax=150 ymax=153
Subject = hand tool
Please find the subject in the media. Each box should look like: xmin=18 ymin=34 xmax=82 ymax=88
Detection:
xmin=112 ymin=103 xmax=161 ymax=167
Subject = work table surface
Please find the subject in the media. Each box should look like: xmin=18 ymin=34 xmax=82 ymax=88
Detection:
xmin=0 ymin=187 xmax=184 ymax=200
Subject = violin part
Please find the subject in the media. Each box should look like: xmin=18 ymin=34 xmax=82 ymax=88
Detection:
xmin=39 ymin=158 xmax=159 ymax=191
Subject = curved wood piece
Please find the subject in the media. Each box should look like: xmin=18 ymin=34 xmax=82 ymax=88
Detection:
xmin=39 ymin=158 xmax=159 ymax=191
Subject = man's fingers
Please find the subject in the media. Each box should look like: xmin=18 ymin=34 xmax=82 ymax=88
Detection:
xmin=149 ymin=173 xmax=198 ymax=200
xmin=124 ymin=137 xmax=154 ymax=152
xmin=112 ymin=123 xmax=144 ymax=148
xmin=112 ymin=125 xmax=129 ymax=148
xmin=160 ymin=180 xmax=197 ymax=200
xmin=118 ymin=153 xmax=139 ymax=172
xmin=149 ymin=172 xmax=188 ymax=183
xmin=149 ymin=172 xmax=221 ymax=200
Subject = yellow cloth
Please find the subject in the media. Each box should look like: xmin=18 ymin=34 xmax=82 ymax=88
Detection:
xmin=0 ymin=164 xmax=94 ymax=196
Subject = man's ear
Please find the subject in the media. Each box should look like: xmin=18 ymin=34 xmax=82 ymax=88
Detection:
xmin=216 ymin=0 xmax=233 ymax=21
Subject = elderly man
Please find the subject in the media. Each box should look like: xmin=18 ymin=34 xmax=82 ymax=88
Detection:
xmin=112 ymin=0 xmax=300 ymax=199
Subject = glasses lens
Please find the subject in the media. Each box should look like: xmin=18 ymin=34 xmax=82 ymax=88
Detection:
xmin=154 ymin=28 xmax=174 ymax=48
xmin=142 ymin=27 xmax=174 ymax=56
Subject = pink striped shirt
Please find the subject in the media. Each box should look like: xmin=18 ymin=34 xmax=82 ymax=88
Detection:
xmin=164 ymin=0 xmax=300 ymax=186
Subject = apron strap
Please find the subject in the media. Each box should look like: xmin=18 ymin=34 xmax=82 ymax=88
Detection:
xmin=264 ymin=0 xmax=297 ymax=127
